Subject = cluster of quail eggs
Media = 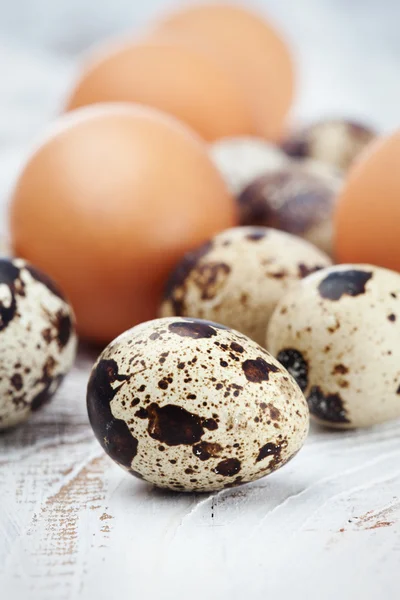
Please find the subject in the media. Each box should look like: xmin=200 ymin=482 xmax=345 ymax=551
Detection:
xmin=209 ymin=118 xmax=374 ymax=256
xmin=84 ymin=116 xmax=400 ymax=493
xmin=6 ymin=116 xmax=400 ymax=497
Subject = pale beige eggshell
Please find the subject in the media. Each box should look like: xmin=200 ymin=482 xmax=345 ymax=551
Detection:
xmin=267 ymin=264 xmax=400 ymax=429
xmin=209 ymin=136 xmax=289 ymax=196
xmin=159 ymin=227 xmax=332 ymax=347
xmin=282 ymin=119 xmax=376 ymax=172
xmin=87 ymin=317 xmax=309 ymax=492
xmin=0 ymin=258 xmax=77 ymax=429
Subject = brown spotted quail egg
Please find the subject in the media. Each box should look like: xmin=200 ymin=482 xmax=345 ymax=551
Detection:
xmin=267 ymin=264 xmax=400 ymax=429
xmin=87 ymin=317 xmax=309 ymax=492
xmin=238 ymin=165 xmax=341 ymax=255
xmin=0 ymin=258 xmax=77 ymax=429
xmin=281 ymin=119 xmax=376 ymax=172
xmin=210 ymin=136 xmax=289 ymax=196
xmin=159 ymin=226 xmax=332 ymax=347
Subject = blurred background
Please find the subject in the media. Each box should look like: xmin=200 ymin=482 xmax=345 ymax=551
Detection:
xmin=1 ymin=0 xmax=400 ymax=237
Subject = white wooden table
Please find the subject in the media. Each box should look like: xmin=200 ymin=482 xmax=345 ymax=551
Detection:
xmin=1 ymin=2 xmax=400 ymax=598
xmin=1 ymin=351 xmax=399 ymax=599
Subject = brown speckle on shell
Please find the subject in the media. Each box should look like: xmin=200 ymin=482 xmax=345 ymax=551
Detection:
xmin=307 ymin=386 xmax=349 ymax=424
xmin=87 ymin=358 xmax=137 ymax=468
xmin=298 ymin=263 xmax=325 ymax=279
xmin=246 ymin=228 xmax=267 ymax=241
xmin=168 ymin=320 xmax=223 ymax=339
xmin=230 ymin=342 xmax=244 ymax=354
xmin=242 ymin=357 xmax=280 ymax=383
xmin=256 ymin=440 xmax=286 ymax=468
xmin=191 ymin=262 xmax=231 ymax=300
xmin=193 ymin=441 xmax=223 ymax=461
xmin=214 ymin=458 xmax=241 ymax=477
xmin=145 ymin=403 xmax=205 ymax=446
xmin=332 ymin=364 xmax=349 ymax=375
xmin=318 ymin=269 xmax=373 ymax=301
xmin=10 ymin=373 xmax=23 ymax=391
xmin=276 ymin=349 xmax=309 ymax=392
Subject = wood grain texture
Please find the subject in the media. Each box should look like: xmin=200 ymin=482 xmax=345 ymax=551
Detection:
xmin=1 ymin=349 xmax=399 ymax=600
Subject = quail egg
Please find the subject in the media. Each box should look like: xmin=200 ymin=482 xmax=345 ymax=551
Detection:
xmin=238 ymin=165 xmax=341 ymax=255
xmin=0 ymin=258 xmax=77 ymax=429
xmin=87 ymin=317 xmax=309 ymax=492
xmin=267 ymin=264 xmax=400 ymax=429
xmin=210 ymin=136 xmax=289 ymax=196
xmin=159 ymin=227 xmax=331 ymax=346
xmin=282 ymin=119 xmax=376 ymax=172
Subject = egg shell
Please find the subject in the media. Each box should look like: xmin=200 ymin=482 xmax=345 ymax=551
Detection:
xmin=87 ymin=317 xmax=309 ymax=492
xmin=151 ymin=3 xmax=294 ymax=141
xmin=10 ymin=104 xmax=236 ymax=344
xmin=282 ymin=119 xmax=376 ymax=172
xmin=0 ymin=237 xmax=11 ymax=257
xmin=334 ymin=130 xmax=400 ymax=271
xmin=209 ymin=136 xmax=289 ymax=197
xmin=159 ymin=227 xmax=332 ymax=347
xmin=238 ymin=165 xmax=341 ymax=255
xmin=300 ymin=158 xmax=343 ymax=185
xmin=66 ymin=39 xmax=254 ymax=141
xmin=267 ymin=264 xmax=400 ymax=429
xmin=0 ymin=258 xmax=77 ymax=429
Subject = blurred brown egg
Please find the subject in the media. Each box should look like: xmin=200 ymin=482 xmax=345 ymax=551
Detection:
xmin=9 ymin=104 xmax=236 ymax=343
xmin=66 ymin=39 xmax=255 ymax=141
xmin=335 ymin=130 xmax=400 ymax=271
xmin=151 ymin=3 xmax=294 ymax=141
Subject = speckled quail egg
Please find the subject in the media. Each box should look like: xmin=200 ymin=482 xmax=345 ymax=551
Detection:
xmin=267 ymin=264 xmax=400 ymax=429
xmin=87 ymin=316 xmax=309 ymax=492
xmin=210 ymin=136 xmax=289 ymax=196
xmin=300 ymin=158 xmax=343 ymax=185
xmin=159 ymin=227 xmax=331 ymax=347
xmin=281 ymin=119 xmax=376 ymax=172
xmin=238 ymin=165 xmax=341 ymax=255
xmin=0 ymin=258 xmax=77 ymax=429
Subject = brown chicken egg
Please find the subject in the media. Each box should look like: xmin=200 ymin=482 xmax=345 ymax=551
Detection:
xmin=151 ymin=3 xmax=294 ymax=141
xmin=9 ymin=104 xmax=236 ymax=344
xmin=335 ymin=130 xmax=400 ymax=271
xmin=66 ymin=39 xmax=254 ymax=141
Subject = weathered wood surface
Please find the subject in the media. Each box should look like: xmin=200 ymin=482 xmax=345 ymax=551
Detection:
xmin=1 ymin=347 xmax=399 ymax=599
